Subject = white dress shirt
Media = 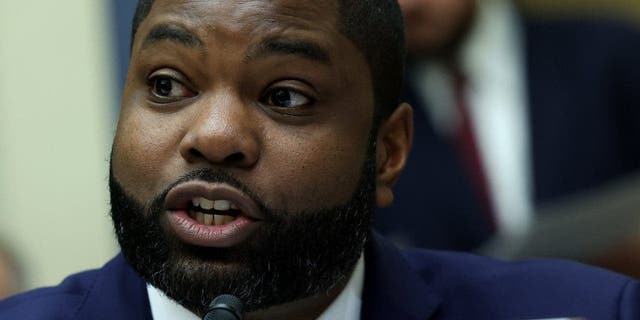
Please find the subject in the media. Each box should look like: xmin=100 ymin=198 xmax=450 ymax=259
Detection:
xmin=147 ymin=255 xmax=364 ymax=320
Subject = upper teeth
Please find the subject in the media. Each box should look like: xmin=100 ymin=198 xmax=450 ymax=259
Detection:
xmin=214 ymin=200 xmax=230 ymax=211
xmin=200 ymin=198 xmax=214 ymax=210
xmin=192 ymin=197 xmax=235 ymax=211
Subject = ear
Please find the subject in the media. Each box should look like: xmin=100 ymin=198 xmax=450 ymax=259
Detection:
xmin=375 ymin=103 xmax=413 ymax=208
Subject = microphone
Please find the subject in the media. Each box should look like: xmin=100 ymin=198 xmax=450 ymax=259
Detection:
xmin=203 ymin=294 xmax=244 ymax=320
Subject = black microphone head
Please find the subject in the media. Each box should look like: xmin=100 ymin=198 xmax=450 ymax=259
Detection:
xmin=203 ymin=294 xmax=244 ymax=320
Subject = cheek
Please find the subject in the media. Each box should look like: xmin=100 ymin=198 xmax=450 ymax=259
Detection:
xmin=112 ymin=110 xmax=184 ymax=200
xmin=257 ymin=122 xmax=370 ymax=212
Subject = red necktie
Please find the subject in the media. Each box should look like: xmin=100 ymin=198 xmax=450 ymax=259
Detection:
xmin=451 ymin=69 xmax=497 ymax=232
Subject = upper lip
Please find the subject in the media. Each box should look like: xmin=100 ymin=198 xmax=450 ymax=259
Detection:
xmin=164 ymin=181 xmax=264 ymax=220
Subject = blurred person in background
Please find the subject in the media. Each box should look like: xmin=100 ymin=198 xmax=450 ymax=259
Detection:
xmin=376 ymin=0 xmax=640 ymax=273
xmin=0 ymin=241 xmax=22 ymax=299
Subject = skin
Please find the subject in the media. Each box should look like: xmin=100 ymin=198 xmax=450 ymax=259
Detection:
xmin=111 ymin=0 xmax=412 ymax=318
xmin=398 ymin=0 xmax=477 ymax=58
xmin=0 ymin=250 xmax=19 ymax=300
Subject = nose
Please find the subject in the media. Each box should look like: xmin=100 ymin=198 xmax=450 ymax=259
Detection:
xmin=178 ymin=92 xmax=260 ymax=168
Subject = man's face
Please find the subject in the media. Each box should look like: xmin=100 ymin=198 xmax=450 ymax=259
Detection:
xmin=398 ymin=0 xmax=476 ymax=57
xmin=110 ymin=0 xmax=378 ymax=315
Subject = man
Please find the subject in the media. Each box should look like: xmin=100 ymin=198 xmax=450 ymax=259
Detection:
xmin=0 ymin=0 xmax=639 ymax=319
xmin=376 ymin=0 xmax=640 ymax=257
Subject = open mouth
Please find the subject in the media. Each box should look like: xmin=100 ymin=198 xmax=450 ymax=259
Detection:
xmin=189 ymin=197 xmax=243 ymax=226
xmin=164 ymin=181 xmax=264 ymax=247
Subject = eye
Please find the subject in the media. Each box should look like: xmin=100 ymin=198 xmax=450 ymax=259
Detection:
xmin=147 ymin=74 xmax=196 ymax=102
xmin=262 ymin=88 xmax=312 ymax=109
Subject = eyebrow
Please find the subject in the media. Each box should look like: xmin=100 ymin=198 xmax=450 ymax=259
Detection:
xmin=141 ymin=23 xmax=204 ymax=49
xmin=246 ymin=38 xmax=331 ymax=64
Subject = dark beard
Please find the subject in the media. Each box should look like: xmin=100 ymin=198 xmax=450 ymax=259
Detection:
xmin=109 ymin=154 xmax=376 ymax=315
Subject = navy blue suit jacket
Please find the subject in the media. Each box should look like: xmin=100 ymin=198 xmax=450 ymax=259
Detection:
xmin=375 ymin=16 xmax=640 ymax=251
xmin=1 ymin=233 xmax=638 ymax=319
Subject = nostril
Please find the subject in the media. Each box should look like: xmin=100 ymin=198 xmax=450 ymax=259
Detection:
xmin=189 ymin=148 xmax=204 ymax=159
xmin=186 ymin=148 xmax=246 ymax=164
xmin=225 ymin=152 xmax=245 ymax=163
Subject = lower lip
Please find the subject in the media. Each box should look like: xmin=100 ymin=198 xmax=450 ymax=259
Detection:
xmin=167 ymin=210 xmax=261 ymax=247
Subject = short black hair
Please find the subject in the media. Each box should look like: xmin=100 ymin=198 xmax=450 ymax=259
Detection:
xmin=131 ymin=0 xmax=405 ymax=120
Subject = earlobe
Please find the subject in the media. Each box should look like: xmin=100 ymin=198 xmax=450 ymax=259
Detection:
xmin=375 ymin=103 xmax=413 ymax=208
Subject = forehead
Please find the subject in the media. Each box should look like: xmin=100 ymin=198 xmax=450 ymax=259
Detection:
xmin=137 ymin=0 xmax=341 ymax=45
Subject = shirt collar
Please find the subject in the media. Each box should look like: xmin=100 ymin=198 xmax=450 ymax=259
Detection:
xmin=317 ymin=254 xmax=364 ymax=320
xmin=146 ymin=255 xmax=365 ymax=320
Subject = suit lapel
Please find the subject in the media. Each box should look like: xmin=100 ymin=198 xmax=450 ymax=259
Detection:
xmin=361 ymin=233 xmax=441 ymax=320
xmin=74 ymin=254 xmax=152 ymax=320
